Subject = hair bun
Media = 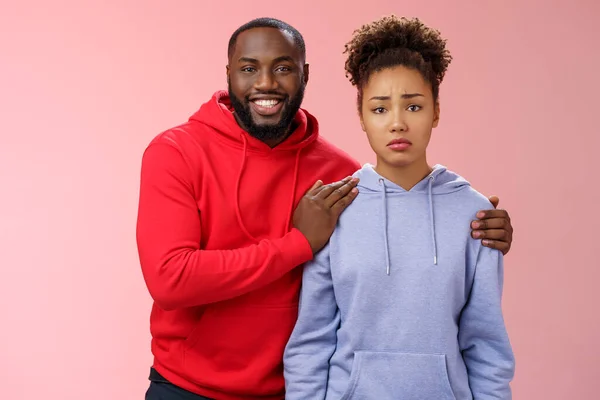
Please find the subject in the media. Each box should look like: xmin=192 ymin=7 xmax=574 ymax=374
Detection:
xmin=344 ymin=15 xmax=452 ymax=91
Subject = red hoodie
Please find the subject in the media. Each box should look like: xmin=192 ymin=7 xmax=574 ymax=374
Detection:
xmin=136 ymin=91 xmax=360 ymax=399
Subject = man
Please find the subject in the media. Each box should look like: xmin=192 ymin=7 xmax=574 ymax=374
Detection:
xmin=136 ymin=17 xmax=514 ymax=400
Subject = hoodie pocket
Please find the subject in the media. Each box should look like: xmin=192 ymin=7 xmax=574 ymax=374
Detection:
xmin=180 ymin=303 xmax=299 ymax=392
xmin=340 ymin=351 xmax=457 ymax=400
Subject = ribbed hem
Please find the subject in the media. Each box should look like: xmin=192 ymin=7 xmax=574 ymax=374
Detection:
xmin=153 ymin=360 xmax=285 ymax=400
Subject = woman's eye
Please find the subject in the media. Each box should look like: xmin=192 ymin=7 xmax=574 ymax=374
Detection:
xmin=373 ymin=107 xmax=386 ymax=114
xmin=407 ymin=105 xmax=422 ymax=112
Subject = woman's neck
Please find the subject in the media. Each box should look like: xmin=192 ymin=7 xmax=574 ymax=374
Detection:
xmin=375 ymin=156 xmax=433 ymax=191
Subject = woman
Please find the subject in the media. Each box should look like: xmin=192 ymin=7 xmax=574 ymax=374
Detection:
xmin=283 ymin=15 xmax=515 ymax=399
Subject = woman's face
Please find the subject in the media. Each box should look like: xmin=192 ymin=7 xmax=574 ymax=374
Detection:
xmin=360 ymin=65 xmax=439 ymax=169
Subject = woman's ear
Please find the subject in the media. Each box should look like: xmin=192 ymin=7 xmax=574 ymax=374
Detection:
xmin=433 ymin=101 xmax=441 ymax=128
xmin=359 ymin=100 xmax=366 ymax=132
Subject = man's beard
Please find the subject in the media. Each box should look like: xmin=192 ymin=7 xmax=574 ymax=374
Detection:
xmin=228 ymin=82 xmax=305 ymax=143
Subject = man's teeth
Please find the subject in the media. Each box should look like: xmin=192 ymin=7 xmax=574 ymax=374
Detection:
xmin=253 ymin=99 xmax=280 ymax=108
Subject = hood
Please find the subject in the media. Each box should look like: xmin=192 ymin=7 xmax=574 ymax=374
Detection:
xmin=353 ymin=163 xmax=471 ymax=195
xmin=187 ymin=90 xmax=319 ymax=243
xmin=353 ymin=163 xmax=472 ymax=273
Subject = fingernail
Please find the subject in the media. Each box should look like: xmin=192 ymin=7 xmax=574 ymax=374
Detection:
xmin=477 ymin=211 xmax=485 ymax=218
xmin=472 ymin=222 xmax=480 ymax=229
xmin=482 ymin=239 xmax=490 ymax=246
xmin=351 ymin=188 xmax=358 ymax=194
xmin=473 ymin=231 xmax=482 ymax=238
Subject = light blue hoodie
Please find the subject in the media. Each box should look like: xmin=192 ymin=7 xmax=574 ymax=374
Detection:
xmin=283 ymin=164 xmax=515 ymax=400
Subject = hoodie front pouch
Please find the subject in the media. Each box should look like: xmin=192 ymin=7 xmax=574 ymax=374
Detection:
xmin=181 ymin=302 xmax=299 ymax=391
xmin=339 ymin=351 xmax=457 ymax=400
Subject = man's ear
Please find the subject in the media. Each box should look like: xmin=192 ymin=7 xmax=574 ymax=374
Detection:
xmin=303 ymin=63 xmax=310 ymax=84
xmin=433 ymin=101 xmax=440 ymax=128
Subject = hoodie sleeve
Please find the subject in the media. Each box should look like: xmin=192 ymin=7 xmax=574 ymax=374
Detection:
xmin=283 ymin=244 xmax=339 ymax=400
xmin=136 ymin=143 xmax=314 ymax=310
xmin=458 ymin=245 xmax=515 ymax=399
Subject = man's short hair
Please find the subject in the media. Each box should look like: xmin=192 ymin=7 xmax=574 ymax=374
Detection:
xmin=228 ymin=17 xmax=306 ymax=62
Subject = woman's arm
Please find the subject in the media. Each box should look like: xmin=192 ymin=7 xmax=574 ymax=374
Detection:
xmin=459 ymin=246 xmax=516 ymax=399
xmin=283 ymin=244 xmax=339 ymax=400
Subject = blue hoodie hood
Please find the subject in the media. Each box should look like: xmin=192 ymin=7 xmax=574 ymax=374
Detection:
xmin=353 ymin=163 xmax=471 ymax=273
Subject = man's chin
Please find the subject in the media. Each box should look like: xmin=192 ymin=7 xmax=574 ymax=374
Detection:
xmin=246 ymin=119 xmax=290 ymax=142
xmin=249 ymin=111 xmax=283 ymax=126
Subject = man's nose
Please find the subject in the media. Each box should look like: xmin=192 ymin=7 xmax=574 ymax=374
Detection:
xmin=254 ymin=70 xmax=277 ymax=91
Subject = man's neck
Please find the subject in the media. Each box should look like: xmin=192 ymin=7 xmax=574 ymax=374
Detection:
xmin=264 ymin=124 xmax=295 ymax=148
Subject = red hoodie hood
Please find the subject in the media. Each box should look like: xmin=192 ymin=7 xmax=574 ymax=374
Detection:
xmin=188 ymin=90 xmax=319 ymax=243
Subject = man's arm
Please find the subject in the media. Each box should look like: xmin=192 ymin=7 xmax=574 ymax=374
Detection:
xmin=472 ymin=195 xmax=514 ymax=255
xmin=136 ymin=143 xmax=357 ymax=310
xmin=459 ymin=245 xmax=515 ymax=399
xmin=284 ymin=244 xmax=338 ymax=400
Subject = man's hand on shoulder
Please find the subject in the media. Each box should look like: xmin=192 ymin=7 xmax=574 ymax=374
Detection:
xmin=293 ymin=177 xmax=359 ymax=254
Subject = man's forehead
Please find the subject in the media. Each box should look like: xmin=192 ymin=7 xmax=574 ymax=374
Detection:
xmin=233 ymin=27 xmax=299 ymax=59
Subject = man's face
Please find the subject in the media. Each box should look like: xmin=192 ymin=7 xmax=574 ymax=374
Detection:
xmin=227 ymin=27 xmax=309 ymax=145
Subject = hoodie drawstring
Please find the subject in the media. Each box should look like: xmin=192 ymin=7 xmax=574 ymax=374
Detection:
xmin=428 ymin=176 xmax=438 ymax=265
xmin=379 ymin=175 xmax=439 ymax=275
xmin=379 ymin=178 xmax=391 ymax=275
xmin=286 ymin=148 xmax=302 ymax=233
xmin=235 ymin=135 xmax=257 ymax=243
xmin=235 ymin=134 xmax=302 ymax=242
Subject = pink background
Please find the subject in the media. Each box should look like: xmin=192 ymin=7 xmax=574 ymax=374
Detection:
xmin=1 ymin=0 xmax=598 ymax=399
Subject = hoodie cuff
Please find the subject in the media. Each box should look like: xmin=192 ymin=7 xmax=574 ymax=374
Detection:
xmin=281 ymin=228 xmax=314 ymax=267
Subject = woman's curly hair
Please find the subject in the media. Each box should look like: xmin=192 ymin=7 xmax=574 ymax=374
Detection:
xmin=344 ymin=15 xmax=453 ymax=108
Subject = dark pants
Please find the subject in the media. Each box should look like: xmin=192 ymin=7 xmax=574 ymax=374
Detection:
xmin=145 ymin=368 xmax=214 ymax=400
